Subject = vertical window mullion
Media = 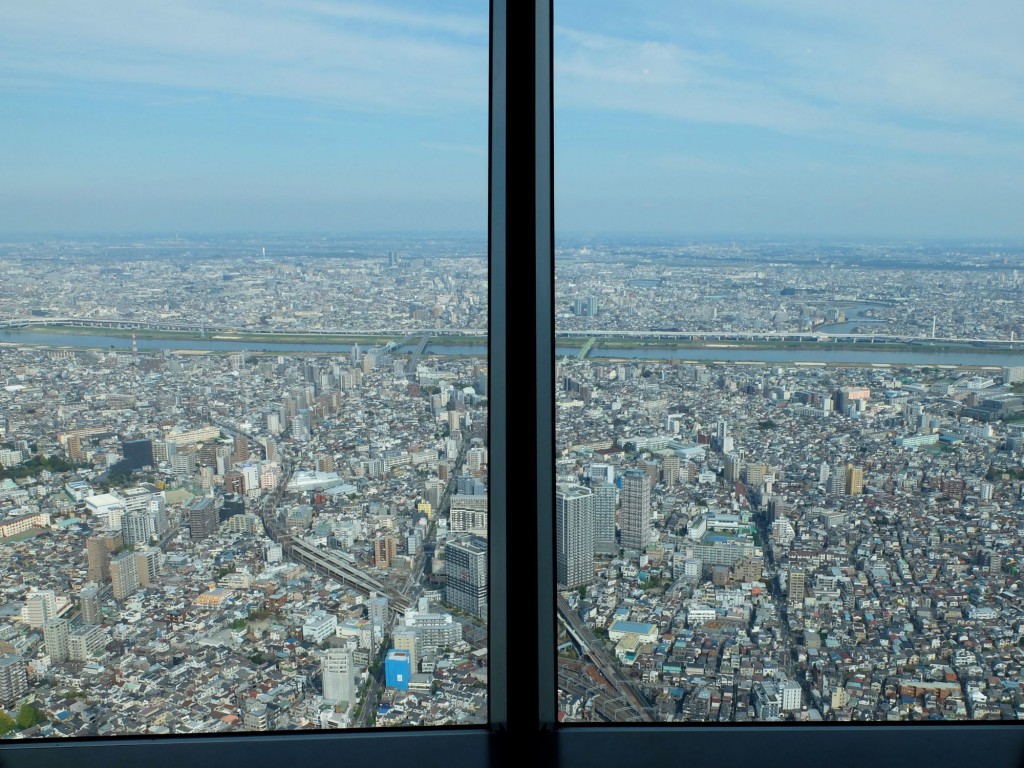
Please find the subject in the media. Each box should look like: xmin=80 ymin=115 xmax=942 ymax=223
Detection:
xmin=489 ymin=0 xmax=556 ymax=750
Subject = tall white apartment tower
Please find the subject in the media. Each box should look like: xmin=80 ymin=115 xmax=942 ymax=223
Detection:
xmin=592 ymin=481 xmax=618 ymax=556
xmin=620 ymin=469 xmax=650 ymax=556
xmin=556 ymin=484 xmax=595 ymax=588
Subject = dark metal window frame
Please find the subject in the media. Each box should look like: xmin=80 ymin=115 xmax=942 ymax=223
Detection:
xmin=3 ymin=2 xmax=1024 ymax=766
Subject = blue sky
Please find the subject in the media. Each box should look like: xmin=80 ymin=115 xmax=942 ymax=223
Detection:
xmin=2 ymin=2 xmax=1023 ymax=238
xmin=555 ymin=1 xmax=1024 ymax=238
xmin=0 ymin=1 xmax=488 ymax=234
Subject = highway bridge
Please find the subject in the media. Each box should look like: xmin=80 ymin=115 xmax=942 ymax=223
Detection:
xmin=3 ymin=315 xmax=1022 ymax=348
xmin=0 ymin=316 xmax=481 ymax=340
xmin=0 ymin=317 xmax=216 ymax=332
xmin=577 ymin=338 xmax=596 ymax=359
xmin=406 ymin=333 xmax=431 ymax=373
xmin=556 ymin=329 xmax=1024 ymax=348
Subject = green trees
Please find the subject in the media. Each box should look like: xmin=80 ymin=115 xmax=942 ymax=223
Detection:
xmin=16 ymin=704 xmax=39 ymax=730
xmin=0 ymin=454 xmax=77 ymax=480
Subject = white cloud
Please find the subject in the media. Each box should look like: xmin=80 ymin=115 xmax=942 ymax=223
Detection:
xmin=0 ymin=0 xmax=487 ymax=115
xmin=555 ymin=1 xmax=1024 ymax=156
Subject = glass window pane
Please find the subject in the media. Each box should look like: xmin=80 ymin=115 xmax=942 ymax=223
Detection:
xmin=0 ymin=1 xmax=487 ymax=736
xmin=555 ymin=1 xmax=1024 ymax=723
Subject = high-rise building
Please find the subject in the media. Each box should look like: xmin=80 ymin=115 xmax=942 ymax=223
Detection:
xmin=845 ymin=464 xmax=864 ymax=495
xmin=22 ymin=590 xmax=57 ymax=628
xmin=86 ymin=531 xmax=123 ymax=583
xmin=724 ymin=453 xmax=743 ymax=483
xmin=385 ymin=649 xmax=411 ymax=691
xmin=401 ymin=602 xmax=463 ymax=651
xmin=392 ymin=626 xmax=418 ymax=671
xmin=170 ymin=448 xmax=197 ymax=477
xmin=110 ymin=550 xmax=141 ymax=601
xmin=788 ymin=569 xmax=806 ymax=612
xmin=826 ymin=464 xmax=846 ymax=496
xmin=187 ymin=497 xmax=219 ymax=541
xmin=592 ymin=482 xmax=617 ymax=556
xmin=555 ymin=484 xmax=594 ymax=589
xmin=232 ymin=434 xmax=249 ymax=464
xmin=368 ymin=593 xmax=389 ymax=646
xmin=716 ymin=420 xmax=733 ymax=453
xmin=780 ymin=680 xmax=803 ymax=712
xmin=662 ymin=454 xmax=680 ymax=487
xmin=620 ymin=469 xmax=650 ymax=555
xmin=374 ymin=536 xmax=397 ymax=568
xmin=122 ymin=510 xmax=155 ymax=546
xmin=292 ymin=409 xmax=311 ymax=441
xmin=744 ymin=462 xmax=770 ymax=488
xmin=151 ymin=439 xmax=171 ymax=464
xmin=66 ymin=434 xmax=87 ymax=463
xmin=68 ymin=624 xmax=105 ymax=662
xmin=321 ymin=644 xmax=355 ymax=706
xmin=445 ymin=535 xmax=488 ymax=618
xmin=79 ymin=584 xmax=102 ymax=625
xmin=44 ymin=617 xmax=71 ymax=663
xmin=134 ymin=547 xmax=161 ymax=587
xmin=0 ymin=655 xmax=28 ymax=708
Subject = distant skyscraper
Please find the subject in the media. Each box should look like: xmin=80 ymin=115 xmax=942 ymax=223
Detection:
xmin=845 ymin=464 xmax=864 ymax=495
xmin=122 ymin=510 xmax=154 ymax=546
xmin=187 ymin=498 xmax=219 ymax=541
xmin=232 ymin=434 xmax=249 ymax=464
xmin=593 ymin=482 xmax=617 ymax=556
xmin=662 ymin=455 xmax=680 ymax=487
xmin=292 ymin=409 xmax=311 ymax=441
xmin=110 ymin=551 xmax=140 ymax=601
xmin=368 ymin=593 xmax=389 ymax=646
xmin=134 ymin=547 xmax=161 ymax=587
xmin=79 ymin=584 xmax=101 ymax=625
xmin=86 ymin=530 xmax=123 ymax=583
xmin=0 ymin=655 xmax=28 ymax=708
xmin=445 ymin=535 xmax=488 ymax=618
xmin=788 ymin=569 xmax=806 ymax=612
xmin=321 ymin=644 xmax=355 ymax=706
xmin=621 ymin=469 xmax=650 ymax=555
xmin=716 ymin=420 xmax=732 ymax=453
xmin=724 ymin=453 xmax=743 ymax=483
xmin=44 ymin=618 xmax=70 ymax=663
xmin=827 ymin=464 xmax=847 ymax=496
xmin=374 ymin=536 xmax=397 ymax=568
xmin=556 ymin=484 xmax=594 ymax=589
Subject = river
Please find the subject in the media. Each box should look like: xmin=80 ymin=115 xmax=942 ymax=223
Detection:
xmin=4 ymin=329 xmax=1024 ymax=368
xmin=815 ymin=302 xmax=888 ymax=334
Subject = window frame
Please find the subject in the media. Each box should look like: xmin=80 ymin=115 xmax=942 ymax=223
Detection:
xmin=3 ymin=1 xmax=1024 ymax=766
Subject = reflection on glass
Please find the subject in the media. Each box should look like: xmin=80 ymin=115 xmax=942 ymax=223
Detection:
xmin=555 ymin=2 xmax=1024 ymax=723
xmin=0 ymin=1 xmax=487 ymax=737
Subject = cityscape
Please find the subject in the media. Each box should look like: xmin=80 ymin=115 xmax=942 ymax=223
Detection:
xmin=2 ymin=236 xmax=1024 ymax=735
xmin=2 ymin=5 xmax=1023 ymax=768
xmin=0 ymin=237 xmax=489 ymax=735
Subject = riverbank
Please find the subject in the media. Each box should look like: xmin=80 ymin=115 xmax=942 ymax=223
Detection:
xmin=558 ymin=337 xmax=1024 ymax=355
xmin=18 ymin=325 xmax=486 ymax=347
